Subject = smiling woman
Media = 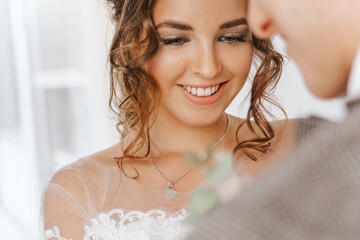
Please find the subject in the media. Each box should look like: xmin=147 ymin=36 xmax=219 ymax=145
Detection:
xmin=40 ymin=0 xmax=296 ymax=239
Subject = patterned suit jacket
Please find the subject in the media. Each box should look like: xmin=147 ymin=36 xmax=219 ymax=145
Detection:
xmin=186 ymin=98 xmax=360 ymax=240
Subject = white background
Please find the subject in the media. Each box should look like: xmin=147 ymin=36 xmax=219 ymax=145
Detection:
xmin=0 ymin=0 xmax=346 ymax=239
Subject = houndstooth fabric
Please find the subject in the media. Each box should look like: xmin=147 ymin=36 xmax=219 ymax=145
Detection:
xmin=186 ymin=98 xmax=360 ymax=240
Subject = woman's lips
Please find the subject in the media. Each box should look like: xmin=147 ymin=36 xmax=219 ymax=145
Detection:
xmin=179 ymin=81 xmax=229 ymax=105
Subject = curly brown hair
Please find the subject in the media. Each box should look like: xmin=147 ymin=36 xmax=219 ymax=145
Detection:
xmin=106 ymin=0 xmax=285 ymax=172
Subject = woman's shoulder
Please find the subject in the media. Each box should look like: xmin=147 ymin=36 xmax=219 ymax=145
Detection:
xmin=228 ymin=114 xmax=297 ymax=141
xmin=269 ymin=118 xmax=298 ymax=148
xmin=51 ymin=143 xmax=121 ymax=180
xmin=46 ymin=143 xmax=123 ymax=202
xmin=260 ymin=118 xmax=299 ymax=168
xmin=231 ymin=114 xmax=297 ymax=141
xmin=231 ymin=116 xmax=299 ymax=177
xmin=41 ymin=145 xmax=124 ymax=238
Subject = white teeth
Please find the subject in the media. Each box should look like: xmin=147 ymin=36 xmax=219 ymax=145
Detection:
xmin=191 ymin=87 xmax=197 ymax=95
xmin=205 ymin=87 xmax=212 ymax=96
xmin=182 ymin=84 xmax=221 ymax=97
xmin=197 ymin=88 xmax=205 ymax=97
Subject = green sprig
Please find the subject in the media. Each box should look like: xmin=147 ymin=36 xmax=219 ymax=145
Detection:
xmin=184 ymin=149 xmax=234 ymax=222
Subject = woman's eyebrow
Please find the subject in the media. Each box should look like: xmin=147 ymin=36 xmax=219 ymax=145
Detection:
xmin=220 ymin=18 xmax=248 ymax=29
xmin=155 ymin=18 xmax=248 ymax=31
xmin=156 ymin=20 xmax=193 ymax=31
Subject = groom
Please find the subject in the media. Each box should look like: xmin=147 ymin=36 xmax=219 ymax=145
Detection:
xmin=187 ymin=0 xmax=360 ymax=239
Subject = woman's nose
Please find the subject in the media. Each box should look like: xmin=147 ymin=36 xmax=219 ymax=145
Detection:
xmin=190 ymin=42 xmax=222 ymax=79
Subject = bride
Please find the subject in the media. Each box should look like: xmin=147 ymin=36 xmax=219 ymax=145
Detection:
xmin=42 ymin=0 xmax=296 ymax=239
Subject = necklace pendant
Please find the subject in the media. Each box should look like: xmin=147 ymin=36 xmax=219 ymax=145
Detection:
xmin=164 ymin=184 xmax=176 ymax=200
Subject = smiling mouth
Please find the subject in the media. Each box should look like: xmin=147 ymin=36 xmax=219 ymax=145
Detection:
xmin=180 ymin=82 xmax=228 ymax=97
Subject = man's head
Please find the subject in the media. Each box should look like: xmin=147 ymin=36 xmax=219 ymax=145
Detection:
xmin=247 ymin=0 xmax=360 ymax=98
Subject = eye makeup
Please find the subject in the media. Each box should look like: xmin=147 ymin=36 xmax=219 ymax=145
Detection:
xmin=156 ymin=18 xmax=251 ymax=46
xmin=218 ymin=28 xmax=251 ymax=44
xmin=159 ymin=36 xmax=190 ymax=46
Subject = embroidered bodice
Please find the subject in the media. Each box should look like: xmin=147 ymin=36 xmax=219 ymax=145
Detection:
xmin=41 ymin=157 xmax=252 ymax=240
xmin=44 ymin=208 xmax=190 ymax=240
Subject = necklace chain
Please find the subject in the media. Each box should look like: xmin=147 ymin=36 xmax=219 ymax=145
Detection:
xmin=150 ymin=159 xmax=192 ymax=187
xmin=209 ymin=114 xmax=230 ymax=151
xmin=149 ymin=114 xmax=230 ymax=188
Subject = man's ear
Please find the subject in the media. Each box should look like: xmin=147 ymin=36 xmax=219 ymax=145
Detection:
xmin=247 ymin=0 xmax=274 ymax=39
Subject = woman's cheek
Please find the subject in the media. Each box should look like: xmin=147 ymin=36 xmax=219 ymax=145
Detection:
xmin=146 ymin=49 xmax=189 ymax=85
xmin=223 ymin=46 xmax=253 ymax=78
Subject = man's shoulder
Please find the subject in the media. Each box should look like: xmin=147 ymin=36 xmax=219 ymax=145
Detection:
xmin=288 ymin=108 xmax=360 ymax=180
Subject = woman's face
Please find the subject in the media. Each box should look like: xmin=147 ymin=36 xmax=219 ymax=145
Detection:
xmin=147 ymin=0 xmax=253 ymax=126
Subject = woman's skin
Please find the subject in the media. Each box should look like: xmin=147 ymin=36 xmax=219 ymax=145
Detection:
xmin=92 ymin=0 xmax=296 ymax=193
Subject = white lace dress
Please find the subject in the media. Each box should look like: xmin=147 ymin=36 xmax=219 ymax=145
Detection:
xmin=44 ymin=208 xmax=190 ymax=240
xmin=41 ymin=157 xmax=251 ymax=240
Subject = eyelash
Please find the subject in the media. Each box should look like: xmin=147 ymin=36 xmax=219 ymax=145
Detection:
xmin=159 ymin=37 xmax=189 ymax=46
xmin=159 ymin=34 xmax=247 ymax=46
xmin=218 ymin=35 xmax=246 ymax=44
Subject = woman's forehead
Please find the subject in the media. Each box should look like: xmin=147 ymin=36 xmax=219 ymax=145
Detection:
xmin=152 ymin=0 xmax=248 ymax=26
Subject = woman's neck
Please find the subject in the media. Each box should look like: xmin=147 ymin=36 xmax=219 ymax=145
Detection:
xmin=148 ymin=110 xmax=230 ymax=156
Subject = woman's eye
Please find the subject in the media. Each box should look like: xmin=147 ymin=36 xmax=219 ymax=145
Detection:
xmin=159 ymin=37 xmax=189 ymax=46
xmin=219 ymin=35 xmax=246 ymax=43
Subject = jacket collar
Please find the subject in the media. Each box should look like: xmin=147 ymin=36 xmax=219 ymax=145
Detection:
xmin=346 ymin=46 xmax=360 ymax=108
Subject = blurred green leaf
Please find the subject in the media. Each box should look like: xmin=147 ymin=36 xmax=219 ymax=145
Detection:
xmin=185 ymin=151 xmax=235 ymax=224
xmin=186 ymin=188 xmax=217 ymax=223
xmin=183 ymin=151 xmax=201 ymax=167
xmin=206 ymin=153 xmax=234 ymax=185
xmin=183 ymin=148 xmax=213 ymax=168
xmin=198 ymin=146 xmax=213 ymax=164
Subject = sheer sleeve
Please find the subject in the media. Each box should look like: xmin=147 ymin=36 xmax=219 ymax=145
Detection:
xmin=41 ymin=166 xmax=95 ymax=240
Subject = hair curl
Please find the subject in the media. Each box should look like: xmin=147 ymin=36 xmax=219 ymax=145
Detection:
xmin=234 ymin=36 xmax=285 ymax=160
xmin=106 ymin=0 xmax=285 ymax=174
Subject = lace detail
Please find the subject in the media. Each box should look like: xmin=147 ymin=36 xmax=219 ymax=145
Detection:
xmin=44 ymin=208 xmax=191 ymax=240
xmin=44 ymin=226 xmax=72 ymax=240
xmin=84 ymin=208 xmax=190 ymax=240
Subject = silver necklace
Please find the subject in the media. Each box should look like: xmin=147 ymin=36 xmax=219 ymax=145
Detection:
xmin=150 ymin=114 xmax=230 ymax=200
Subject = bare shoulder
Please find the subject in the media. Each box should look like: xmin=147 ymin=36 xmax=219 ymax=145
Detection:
xmin=258 ymin=118 xmax=298 ymax=171
xmin=269 ymin=118 xmax=298 ymax=150
xmin=228 ymin=115 xmax=297 ymax=142
xmin=231 ymin=116 xmax=298 ymax=177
